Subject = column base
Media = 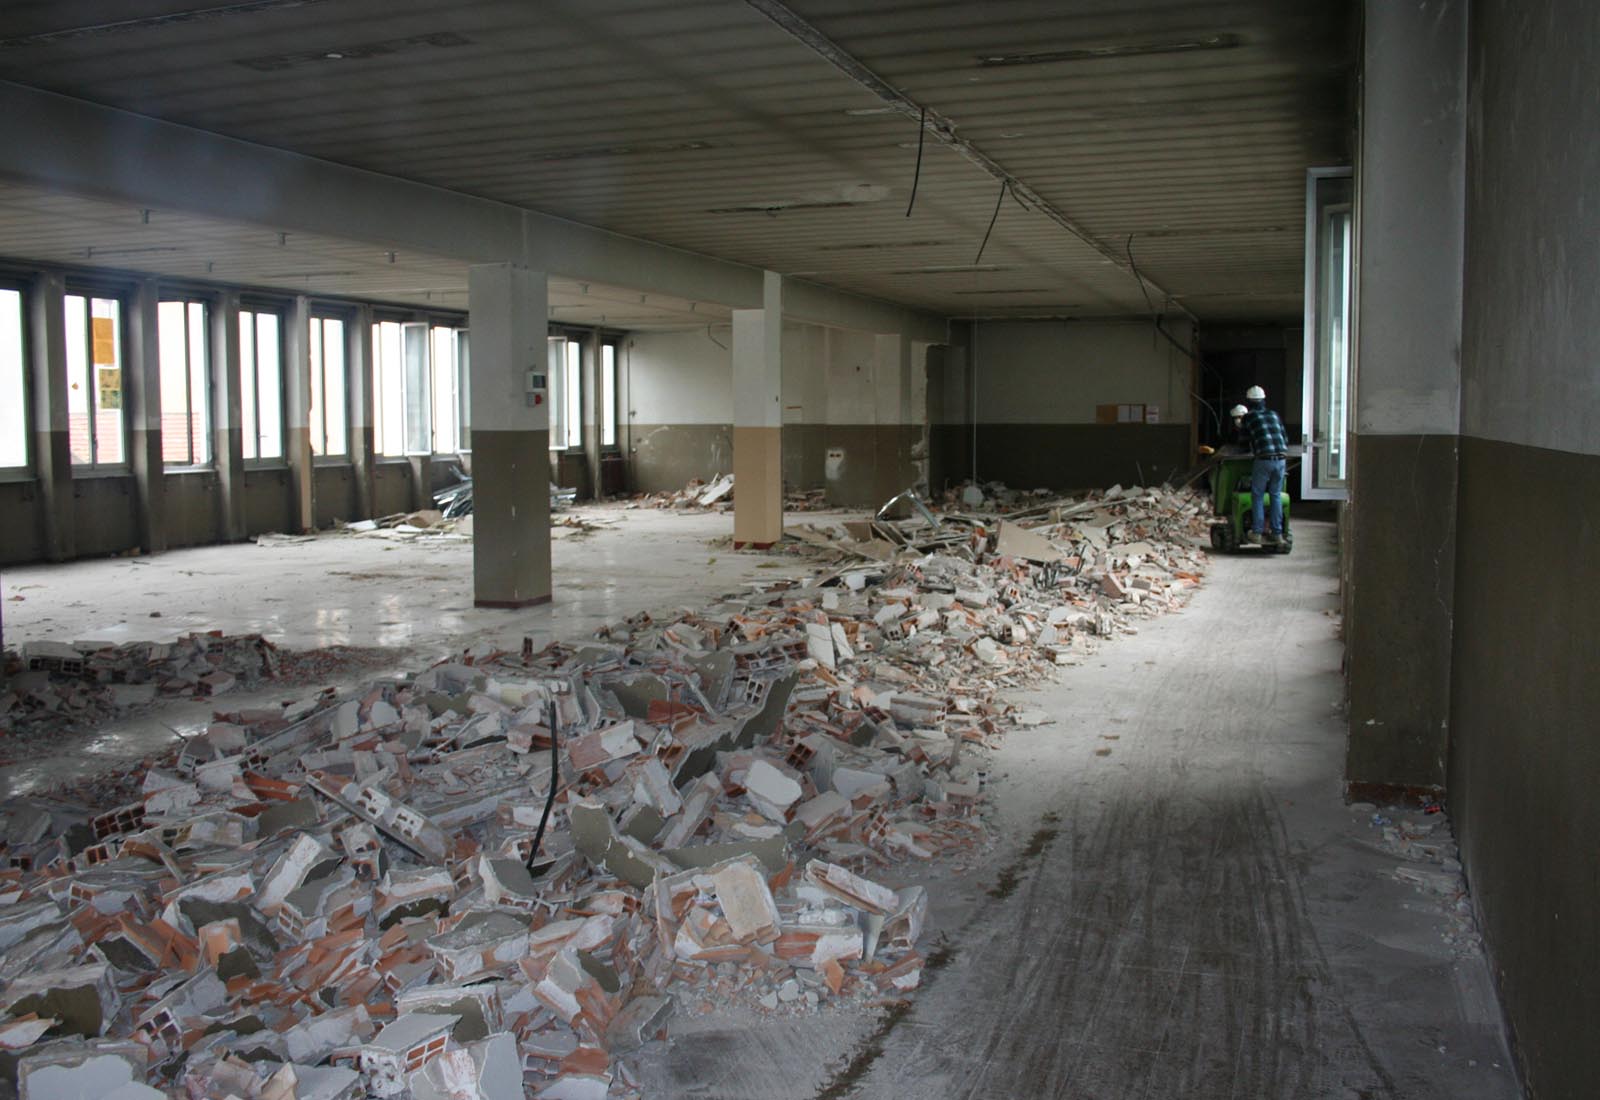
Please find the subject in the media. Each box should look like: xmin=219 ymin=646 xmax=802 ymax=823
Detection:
xmin=474 ymin=594 xmax=553 ymax=610
xmin=733 ymin=540 xmax=776 ymax=551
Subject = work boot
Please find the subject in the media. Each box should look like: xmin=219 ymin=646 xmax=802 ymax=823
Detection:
xmin=1243 ymin=529 xmax=1261 ymax=545
xmin=1263 ymin=531 xmax=1281 ymax=547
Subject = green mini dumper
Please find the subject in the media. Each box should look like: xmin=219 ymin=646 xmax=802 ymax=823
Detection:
xmin=1209 ymin=453 xmax=1293 ymax=554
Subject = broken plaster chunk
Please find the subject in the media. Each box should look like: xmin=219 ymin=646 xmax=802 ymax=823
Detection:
xmin=566 ymin=721 xmax=642 ymax=771
xmin=535 ymin=1075 xmax=612 ymax=1100
xmin=408 ymin=1033 xmax=521 ymax=1100
xmin=362 ymin=1013 xmax=461 ymax=1098
xmin=708 ymin=857 xmax=782 ymax=944
xmin=2 ymin=962 xmax=119 ymax=1039
xmin=17 ymin=1038 xmax=150 ymax=1100
xmin=743 ymin=759 xmax=803 ymax=822
xmin=568 ymin=800 xmax=678 ymax=890
xmin=604 ymin=994 xmax=674 ymax=1054
xmin=805 ymin=622 xmax=835 ymax=668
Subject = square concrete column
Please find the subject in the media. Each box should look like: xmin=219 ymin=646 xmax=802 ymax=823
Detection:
xmin=211 ymin=290 xmax=246 ymax=542
xmin=284 ymin=295 xmax=315 ymax=533
xmin=733 ymin=271 xmax=783 ymax=548
xmin=468 ymin=263 xmax=551 ymax=608
xmin=126 ymin=279 xmax=167 ymax=553
xmin=27 ymin=272 xmax=73 ymax=561
xmin=347 ymin=304 xmax=376 ymax=520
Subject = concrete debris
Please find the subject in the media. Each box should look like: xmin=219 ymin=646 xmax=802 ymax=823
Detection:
xmin=0 ymin=483 xmax=1209 ymax=1098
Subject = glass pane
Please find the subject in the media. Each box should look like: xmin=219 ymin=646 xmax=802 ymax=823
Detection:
xmin=322 ymin=319 xmax=347 ymax=456
xmin=565 ymin=339 xmax=582 ymax=449
xmin=1318 ymin=209 xmax=1352 ymax=486
xmin=65 ymin=295 xmax=91 ymax=463
xmin=240 ymin=312 xmax=259 ymax=460
xmin=601 ymin=343 xmax=617 ymax=447
xmin=456 ymin=330 xmax=471 ymax=451
xmin=0 ymin=289 xmax=26 ymax=468
xmin=376 ymin=321 xmax=405 ymax=456
xmin=547 ymin=337 xmax=566 ymax=451
xmin=188 ymin=302 xmax=209 ymax=464
xmin=159 ymin=301 xmax=193 ymax=463
xmin=256 ymin=312 xmax=282 ymax=460
xmin=430 ymin=325 xmax=456 ymax=454
xmin=90 ymin=298 xmax=123 ymax=465
xmin=308 ymin=319 xmax=325 ymax=456
xmin=402 ymin=322 xmax=430 ymax=455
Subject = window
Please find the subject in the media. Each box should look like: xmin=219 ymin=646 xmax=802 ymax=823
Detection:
xmin=456 ymin=329 xmax=471 ymax=451
xmin=65 ymin=293 xmax=125 ymax=467
xmin=308 ymin=317 xmax=347 ymax=458
xmin=0 ymin=289 xmax=26 ymax=469
xmin=402 ymin=322 xmax=431 ymax=455
xmin=546 ymin=335 xmax=584 ymax=451
xmin=601 ymin=341 xmax=617 ymax=448
xmin=240 ymin=309 xmax=283 ymax=461
xmin=1302 ymin=167 xmax=1354 ymax=500
xmin=158 ymin=300 xmax=210 ymax=466
xmin=373 ymin=320 xmax=404 ymax=457
xmin=430 ymin=325 xmax=460 ymax=454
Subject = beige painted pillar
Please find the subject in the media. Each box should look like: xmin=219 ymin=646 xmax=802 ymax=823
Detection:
xmin=468 ymin=263 xmax=552 ymax=608
xmin=284 ymin=295 xmax=315 ymax=533
xmin=733 ymin=271 xmax=783 ymax=548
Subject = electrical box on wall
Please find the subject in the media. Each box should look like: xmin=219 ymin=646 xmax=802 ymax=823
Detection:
xmin=525 ymin=370 xmax=547 ymax=407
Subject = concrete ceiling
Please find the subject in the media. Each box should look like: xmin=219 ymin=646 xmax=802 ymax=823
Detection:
xmin=0 ymin=0 xmax=1354 ymax=323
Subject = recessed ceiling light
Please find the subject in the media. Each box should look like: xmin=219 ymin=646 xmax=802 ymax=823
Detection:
xmin=979 ymin=33 xmax=1242 ymax=67
xmin=323 ymin=51 xmax=344 ymax=60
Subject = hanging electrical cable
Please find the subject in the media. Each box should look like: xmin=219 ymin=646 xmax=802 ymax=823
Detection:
xmin=973 ymin=179 xmax=1008 ymax=265
xmin=1126 ymin=233 xmax=1223 ymax=434
xmin=905 ymin=106 xmax=926 ymax=218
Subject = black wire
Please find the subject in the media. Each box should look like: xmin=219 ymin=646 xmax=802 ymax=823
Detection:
xmin=525 ymin=697 xmax=560 ymax=873
xmin=706 ymin=323 xmax=728 ymax=350
xmin=1126 ymin=233 xmax=1223 ymax=436
xmin=905 ymin=106 xmax=926 ymax=218
xmin=974 ymin=179 xmax=1007 ymax=265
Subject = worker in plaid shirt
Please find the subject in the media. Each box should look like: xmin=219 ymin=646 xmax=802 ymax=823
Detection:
xmin=1241 ymin=385 xmax=1288 ymax=546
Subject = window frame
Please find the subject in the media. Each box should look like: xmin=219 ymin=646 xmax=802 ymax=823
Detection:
xmin=157 ymin=296 xmax=212 ymax=469
xmin=1300 ymin=166 xmax=1355 ymax=501
xmin=65 ymin=287 xmax=131 ymax=474
xmin=600 ymin=337 xmax=620 ymax=451
xmin=0 ymin=281 xmax=30 ymax=477
xmin=238 ymin=303 xmax=287 ymax=467
xmin=547 ymin=330 xmax=586 ymax=453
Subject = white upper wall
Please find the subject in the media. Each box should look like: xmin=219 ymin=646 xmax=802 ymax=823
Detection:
xmin=1356 ymin=0 xmax=1467 ymax=437
xmin=625 ymin=329 xmax=731 ymax=424
xmin=970 ymin=320 xmax=1194 ymax=424
xmin=1461 ymin=2 xmax=1600 ymax=455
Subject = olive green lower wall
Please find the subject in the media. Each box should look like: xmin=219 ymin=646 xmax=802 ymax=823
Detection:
xmin=1344 ymin=432 xmax=1459 ymax=794
xmin=165 ymin=471 xmax=222 ymax=548
xmin=1449 ymin=435 xmax=1599 ymax=1100
xmin=313 ymin=466 xmax=361 ymax=528
xmin=931 ymin=423 xmax=1191 ymax=492
xmin=0 ymin=482 xmax=44 ymax=566
xmin=71 ymin=477 xmax=138 ymax=558
xmin=628 ymin=423 xmax=733 ymax=495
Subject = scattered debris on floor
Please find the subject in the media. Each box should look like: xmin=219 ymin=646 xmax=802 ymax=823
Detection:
xmin=0 ymin=484 xmax=1211 ymax=1098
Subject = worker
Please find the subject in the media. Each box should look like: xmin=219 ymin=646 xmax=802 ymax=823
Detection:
xmin=1226 ymin=404 xmax=1250 ymax=451
xmin=1240 ymin=384 xmax=1287 ymax=545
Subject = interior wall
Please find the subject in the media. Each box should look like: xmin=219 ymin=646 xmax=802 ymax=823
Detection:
xmin=931 ymin=320 xmax=1194 ymax=491
xmin=1450 ymin=3 xmax=1600 ymax=1096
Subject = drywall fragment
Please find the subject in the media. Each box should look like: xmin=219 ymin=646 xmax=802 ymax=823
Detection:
xmin=408 ymin=1033 xmax=520 ymax=1100
xmin=568 ymin=801 xmax=677 ymax=889
xmin=536 ymin=1075 xmax=611 ymax=1100
xmin=257 ymin=833 xmax=339 ymax=912
xmin=2 ymin=963 xmax=118 ymax=1038
xmin=16 ymin=1038 xmax=149 ymax=1100
xmin=662 ymin=836 xmax=788 ymax=875
xmin=803 ymin=861 xmax=899 ymax=915
xmin=994 ymin=520 xmax=1062 ymax=563
xmin=361 ymin=1013 xmax=459 ymax=1097
xmin=425 ymin=912 xmax=530 ymax=981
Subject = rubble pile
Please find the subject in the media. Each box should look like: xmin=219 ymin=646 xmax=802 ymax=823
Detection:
xmin=0 ymin=485 xmax=1211 ymax=1100
xmin=1363 ymin=803 xmax=1484 ymax=958
xmin=626 ymin=474 xmax=734 ymax=512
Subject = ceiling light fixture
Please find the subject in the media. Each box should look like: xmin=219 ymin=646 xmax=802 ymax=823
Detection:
xmin=83 ymin=245 xmax=185 ymax=258
xmin=953 ymin=287 xmax=1051 ymax=294
xmin=893 ymin=264 xmax=1004 ymax=275
xmin=978 ymin=33 xmax=1242 ymax=67
xmin=843 ymin=106 xmax=898 ymax=116
xmin=531 ymin=140 xmax=711 ymax=163
xmin=817 ymin=240 xmax=950 ymax=252
xmin=238 ymin=30 xmax=470 ymax=71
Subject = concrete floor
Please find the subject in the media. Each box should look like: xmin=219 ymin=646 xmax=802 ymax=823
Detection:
xmin=0 ymin=510 xmax=1519 ymax=1097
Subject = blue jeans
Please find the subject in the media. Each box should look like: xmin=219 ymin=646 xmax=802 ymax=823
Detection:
xmin=1251 ymin=457 xmax=1286 ymax=534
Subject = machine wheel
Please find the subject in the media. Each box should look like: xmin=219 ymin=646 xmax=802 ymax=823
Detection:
xmin=1218 ymin=522 xmax=1239 ymax=553
xmin=1209 ymin=525 xmax=1226 ymax=551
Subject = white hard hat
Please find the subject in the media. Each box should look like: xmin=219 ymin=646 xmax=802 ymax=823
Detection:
xmin=1245 ymin=385 xmax=1266 ymax=401
xmin=1229 ymin=404 xmax=1248 ymax=418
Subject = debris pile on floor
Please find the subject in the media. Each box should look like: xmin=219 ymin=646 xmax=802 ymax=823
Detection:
xmin=0 ymin=484 xmax=1211 ymax=1098
xmin=627 ymin=474 xmax=734 ymax=512
xmin=1359 ymin=801 xmax=1484 ymax=958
